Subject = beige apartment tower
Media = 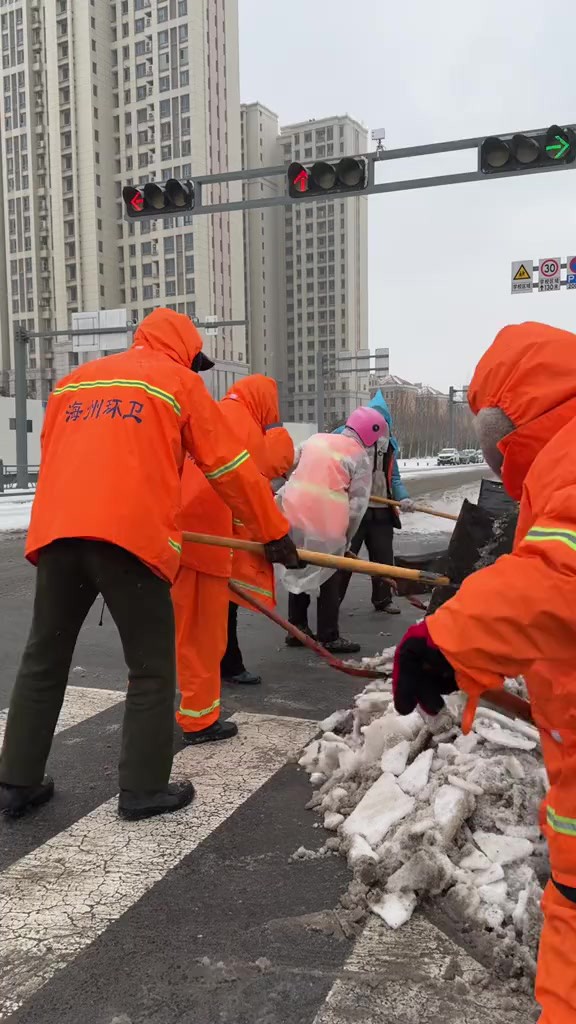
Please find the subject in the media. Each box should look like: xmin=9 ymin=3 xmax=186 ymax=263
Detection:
xmin=0 ymin=0 xmax=245 ymax=398
xmin=241 ymin=110 xmax=370 ymax=424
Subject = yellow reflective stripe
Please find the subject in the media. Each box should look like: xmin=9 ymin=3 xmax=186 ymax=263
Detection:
xmin=526 ymin=526 xmax=576 ymax=554
xmin=230 ymin=578 xmax=274 ymax=599
xmin=205 ymin=450 xmax=250 ymax=480
xmin=547 ymin=805 xmax=576 ymax=836
xmin=233 ymin=518 xmax=244 ymax=527
xmin=168 ymin=538 xmax=182 ymax=554
xmin=178 ymin=698 xmax=221 ymax=719
xmin=54 ymin=379 xmax=181 ymax=415
xmin=291 ymin=480 xmax=348 ymax=502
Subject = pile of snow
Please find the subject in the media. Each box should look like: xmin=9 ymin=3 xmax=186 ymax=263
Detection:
xmin=0 ymin=494 xmax=33 ymax=532
xmin=299 ymin=666 xmax=546 ymax=988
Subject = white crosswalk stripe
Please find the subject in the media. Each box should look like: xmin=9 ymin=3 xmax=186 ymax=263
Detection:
xmin=0 ymin=685 xmax=125 ymax=748
xmin=0 ymin=708 xmax=317 ymax=1020
xmin=312 ymin=916 xmax=535 ymax=1024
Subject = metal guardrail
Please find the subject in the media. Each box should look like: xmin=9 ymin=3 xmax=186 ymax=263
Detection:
xmin=0 ymin=463 xmax=39 ymax=493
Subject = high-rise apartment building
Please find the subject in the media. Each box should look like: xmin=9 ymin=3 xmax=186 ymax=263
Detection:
xmin=241 ymin=111 xmax=370 ymax=424
xmin=240 ymin=102 xmax=284 ymax=389
xmin=0 ymin=0 xmax=245 ymax=399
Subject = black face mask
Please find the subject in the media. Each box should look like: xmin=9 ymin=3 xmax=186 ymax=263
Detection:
xmin=191 ymin=352 xmax=215 ymax=373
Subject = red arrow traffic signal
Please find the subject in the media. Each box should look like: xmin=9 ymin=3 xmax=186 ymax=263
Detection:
xmin=293 ymin=168 xmax=309 ymax=192
xmin=287 ymin=158 xmax=368 ymax=199
xmin=122 ymin=179 xmax=195 ymax=219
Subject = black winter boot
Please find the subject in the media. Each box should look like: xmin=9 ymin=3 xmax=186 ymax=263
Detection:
xmin=182 ymin=719 xmax=239 ymax=746
xmin=118 ymin=781 xmax=195 ymax=821
xmin=0 ymin=776 xmax=55 ymax=818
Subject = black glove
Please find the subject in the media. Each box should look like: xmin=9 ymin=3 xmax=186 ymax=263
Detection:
xmin=264 ymin=534 xmax=301 ymax=569
xmin=392 ymin=621 xmax=458 ymax=716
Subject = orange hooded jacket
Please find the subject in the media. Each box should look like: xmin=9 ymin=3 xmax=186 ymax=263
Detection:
xmin=27 ymin=308 xmax=289 ymax=584
xmin=178 ymin=375 xmax=294 ymax=605
xmin=428 ymin=322 xmax=576 ymax=738
xmin=221 ymin=376 xmax=294 ymax=607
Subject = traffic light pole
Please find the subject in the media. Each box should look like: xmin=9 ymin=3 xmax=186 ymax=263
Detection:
xmin=159 ymin=123 xmax=576 ymax=219
xmin=14 ymin=327 xmax=29 ymax=490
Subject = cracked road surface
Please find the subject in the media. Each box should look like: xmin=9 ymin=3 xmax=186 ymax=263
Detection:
xmin=0 ymin=531 xmax=535 ymax=1023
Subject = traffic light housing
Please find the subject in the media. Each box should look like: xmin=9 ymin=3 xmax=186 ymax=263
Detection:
xmin=480 ymin=125 xmax=576 ymax=174
xmin=287 ymin=157 xmax=368 ymax=198
xmin=122 ymin=178 xmax=195 ymax=219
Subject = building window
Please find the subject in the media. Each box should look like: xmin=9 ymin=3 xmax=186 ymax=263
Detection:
xmin=158 ymin=6 xmax=168 ymax=21
xmin=178 ymin=0 xmax=188 ymax=14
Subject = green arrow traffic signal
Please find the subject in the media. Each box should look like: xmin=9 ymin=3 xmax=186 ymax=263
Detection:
xmin=545 ymin=125 xmax=575 ymax=163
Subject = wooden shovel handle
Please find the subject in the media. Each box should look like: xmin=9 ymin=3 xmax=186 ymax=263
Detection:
xmin=182 ymin=532 xmax=451 ymax=586
xmin=369 ymin=494 xmax=459 ymax=522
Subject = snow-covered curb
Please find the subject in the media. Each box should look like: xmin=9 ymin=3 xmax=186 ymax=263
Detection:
xmin=298 ymin=652 xmax=546 ymax=990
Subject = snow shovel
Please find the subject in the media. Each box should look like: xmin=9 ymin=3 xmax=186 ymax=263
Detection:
xmin=227 ymin=580 xmax=385 ymax=680
xmin=229 ymin=582 xmax=534 ymax=724
xmin=369 ymin=495 xmax=459 ymax=522
xmin=182 ymin=532 xmax=452 ymax=588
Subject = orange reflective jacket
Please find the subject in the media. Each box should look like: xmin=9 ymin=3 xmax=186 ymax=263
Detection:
xmin=427 ymin=322 xmax=576 ymax=737
xmin=27 ymin=309 xmax=289 ymax=583
xmin=221 ymin=376 xmax=294 ymax=607
xmin=176 ymin=457 xmax=233 ymax=577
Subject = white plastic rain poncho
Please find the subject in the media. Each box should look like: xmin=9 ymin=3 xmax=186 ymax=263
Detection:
xmin=276 ymin=430 xmax=373 ymax=595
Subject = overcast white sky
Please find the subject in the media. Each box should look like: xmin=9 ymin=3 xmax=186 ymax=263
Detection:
xmin=238 ymin=0 xmax=576 ymax=390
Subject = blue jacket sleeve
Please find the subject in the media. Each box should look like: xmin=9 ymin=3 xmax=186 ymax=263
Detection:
xmin=391 ymin=455 xmax=409 ymax=501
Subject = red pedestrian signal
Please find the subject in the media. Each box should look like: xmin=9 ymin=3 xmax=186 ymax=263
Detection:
xmin=287 ymin=157 xmax=368 ymax=199
xmin=122 ymin=178 xmax=195 ymax=219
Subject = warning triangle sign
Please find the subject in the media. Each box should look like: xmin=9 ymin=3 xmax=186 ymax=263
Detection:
xmin=513 ymin=264 xmax=531 ymax=281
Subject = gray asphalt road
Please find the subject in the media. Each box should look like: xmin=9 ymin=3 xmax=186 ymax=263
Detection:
xmin=0 ymin=526 xmax=533 ymax=1024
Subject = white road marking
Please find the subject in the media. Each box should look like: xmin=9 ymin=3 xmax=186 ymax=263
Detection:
xmin=0 ymin=685 xmax=125 ymax=748
xmin=312 ymin=915 xmax=536 ymax=1023
xmin=0 ymin=710 xmax=317 ymax=1019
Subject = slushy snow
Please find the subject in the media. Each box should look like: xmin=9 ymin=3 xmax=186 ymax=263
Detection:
xmin=299 ymin=662 xmax=546 ymax=989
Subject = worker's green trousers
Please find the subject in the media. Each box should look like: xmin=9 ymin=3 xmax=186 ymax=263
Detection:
xmin=0 ymin=539 xmax=176 ymax=792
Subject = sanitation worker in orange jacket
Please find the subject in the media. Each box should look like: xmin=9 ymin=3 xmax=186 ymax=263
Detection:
xmin=392 ymin=322 xmax=576 ymax=1023
xmin=0 ymin=308 xmax=296 ymax=821
xmin=219 ymin=375 xmax=294 ymax=685
xmin=173 ymin=375 xmax=294 ymax=738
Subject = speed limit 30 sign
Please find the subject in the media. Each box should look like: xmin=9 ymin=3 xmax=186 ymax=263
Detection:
xmin=538 ymin=257 xmax=561 ymax=292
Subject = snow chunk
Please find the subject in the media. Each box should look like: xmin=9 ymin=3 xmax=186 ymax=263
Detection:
xmin=447 ymin=774 xmax=484 ymax=796
xmin=309 ymin=773 xmax=326 ymax=787
xmin=453 ymin=732 xmax=479 ymax=755
xmin=473 ymin=831 xmax=534 ymax=866
xmin=380 ymin=740 xmax=411 ymax=776
xmin=459 ymin=849 xmax=492 ymax=872
xmin=474 ymin=722 xmax=537 ymax=752
xmin=324 ymin=812 xmax=344 ymax=831
xmin=342 ymin=773 xmax=416 ymax=847
xmin=371 ymin=891 xmax=417 ymax=929
xmin=319 ymin=710 xmax=351 ymax=733
xmin=434 ymin=784 xmax=475 ymax=844
xmin=478 ymin=880 xmax=508 ymax=906
xmin=386 ymin=848 xmax=453 ymax=896
xmin=397 ymin=748 xmax=434 ymax=796
xmin=436 ymin=742 xmax=458 ymax=762
xmin=347 ymin=835 xmax=377 ymax=867
xmin=471 ymin=863 xmax=505 ymax=887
